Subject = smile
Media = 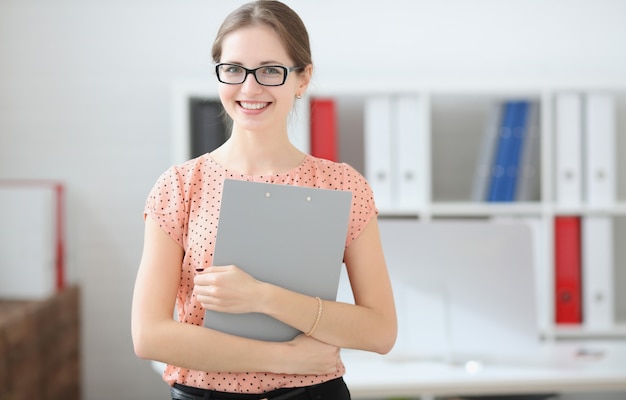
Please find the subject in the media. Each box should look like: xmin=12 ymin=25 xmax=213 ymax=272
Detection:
xmin=239 ymin=102 xmax=270 ymax=110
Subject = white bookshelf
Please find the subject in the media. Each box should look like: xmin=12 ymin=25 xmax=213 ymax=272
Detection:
xmin=171 ymin=78 xmax=626 ymax=340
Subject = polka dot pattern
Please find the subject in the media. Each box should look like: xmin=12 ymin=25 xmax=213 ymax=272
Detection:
xmin=143 ymin=154 xmax=377 ymax=393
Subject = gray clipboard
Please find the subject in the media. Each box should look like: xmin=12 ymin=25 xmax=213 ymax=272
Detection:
xmin=203 ymin=179 xmax=353 ymax=342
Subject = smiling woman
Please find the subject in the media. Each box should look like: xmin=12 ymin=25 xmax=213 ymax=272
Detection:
xmin=212 ymin=22 xmax=311 ymax=146
xmin=131 ymin=2 xmax=397 ymax=400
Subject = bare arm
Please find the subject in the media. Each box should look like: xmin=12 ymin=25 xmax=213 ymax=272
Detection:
xmin=195 ymin=217 xmax=397 ymax=354
xmin=265 ymin=217 xmax=397 ymax=353
xmin=131 ymin=216 xmax=340 ymax=375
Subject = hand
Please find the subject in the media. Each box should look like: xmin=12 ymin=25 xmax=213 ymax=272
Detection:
xmin=282 ymin=334 xmax=341 ymax=375
xmin=193 ymin=265 xmax=265 ymax=314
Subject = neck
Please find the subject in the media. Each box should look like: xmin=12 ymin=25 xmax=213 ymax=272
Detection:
xmin=211 ymin=127 xmax=305 ymax=176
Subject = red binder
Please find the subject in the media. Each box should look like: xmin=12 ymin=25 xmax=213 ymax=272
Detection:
xmin=554 ymin=216 xmax=582 ymax=324
xmin=310 ymin=98 xmax=338 ymax=162
xmin=54 ymin=182 xmax=66 ymax=290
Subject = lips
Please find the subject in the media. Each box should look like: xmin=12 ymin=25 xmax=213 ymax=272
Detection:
xmin=239 ymin=101 xmax=270 ymax=110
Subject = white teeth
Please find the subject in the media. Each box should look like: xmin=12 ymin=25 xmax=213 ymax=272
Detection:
xmin=240 ymin=102 xmax=268 ymax=110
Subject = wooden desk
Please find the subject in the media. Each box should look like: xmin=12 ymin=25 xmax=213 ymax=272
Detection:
xmin=0 ymin=286 xmax=81 ymax=400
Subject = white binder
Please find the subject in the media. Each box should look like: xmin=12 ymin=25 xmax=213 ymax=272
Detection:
xmin=471 ymin=103 xmax=502 ymax=202
xmin=289 ymin=95 xmax=311 ymax=153
xmin=584 ymin=93 xmax=616 ymax=206
xmin=364 ymin=95 xmax=393 ymax=211
xmin=555 ymin=93 xmax=583 ymax=207
xmin=582 ymin=216 xmax=615 ymax=330
xmin=515 ymin=102 xmax=541 ymax=202
xmin=394 ymin=95 xmax=425 ymax=211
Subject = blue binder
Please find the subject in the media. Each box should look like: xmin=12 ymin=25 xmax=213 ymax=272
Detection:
xmin=487 ymin=101 xmax=530 ymax=202
xmin=487 ymin=102 xmax=515 ymax=202
xmin=503 ymin=101 xmax=530 ymax=201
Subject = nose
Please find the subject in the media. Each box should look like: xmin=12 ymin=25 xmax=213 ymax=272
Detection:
xmin=240 ymin=71 xmax=263 ymax=95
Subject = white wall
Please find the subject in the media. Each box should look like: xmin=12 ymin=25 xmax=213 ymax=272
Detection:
xmin=1 ymin=1 xmax=625 ymax=399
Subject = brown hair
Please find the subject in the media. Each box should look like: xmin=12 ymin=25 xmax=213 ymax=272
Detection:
xmin=212 ymin=0 xmax=312 ymax=69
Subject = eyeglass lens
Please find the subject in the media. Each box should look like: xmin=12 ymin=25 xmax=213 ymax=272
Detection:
xmin=217 ymin=64 xmax=286 ymax=86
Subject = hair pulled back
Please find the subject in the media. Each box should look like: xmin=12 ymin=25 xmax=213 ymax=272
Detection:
xmin=212 ymin=0 xmax=312 ymax=70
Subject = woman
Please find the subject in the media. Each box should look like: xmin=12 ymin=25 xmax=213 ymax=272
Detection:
xmin=131 ymin=1 xmax=397 ymax=399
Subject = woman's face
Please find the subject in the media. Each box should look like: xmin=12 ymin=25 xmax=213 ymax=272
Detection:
xmin=218 ymin=24 xmax=310 ymax=135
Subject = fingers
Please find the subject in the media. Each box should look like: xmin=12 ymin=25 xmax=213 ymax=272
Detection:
xmin=193 ymin=268 xmax=222 ymax=308
xmin=288 ymin=334 xmax=341 ymax=375
xmin=192 ymin=265 xmax=259 ymax=313
xmin=193 ymin=265 xmax=234 ymax=288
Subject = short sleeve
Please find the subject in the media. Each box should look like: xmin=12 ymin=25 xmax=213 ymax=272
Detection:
xmin=144 ymin=166 xmax=188 ymax=248
xmin=341 ymin=163 xmax=378 ymax=248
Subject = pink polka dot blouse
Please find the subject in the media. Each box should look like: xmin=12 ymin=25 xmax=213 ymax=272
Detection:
xmin=143 ymin=153 xmax=378 ymax=393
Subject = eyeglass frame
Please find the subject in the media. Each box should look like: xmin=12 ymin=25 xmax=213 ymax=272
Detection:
xmin=215 ymin=63 xmax=304 ymax=87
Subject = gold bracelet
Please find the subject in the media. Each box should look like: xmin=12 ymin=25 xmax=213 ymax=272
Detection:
xmin=305 ymin=296 xmax=323 ymax=337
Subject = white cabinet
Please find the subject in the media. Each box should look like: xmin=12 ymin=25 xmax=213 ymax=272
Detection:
xmin=322 ymin=84 xmax=626 ymax=339
xmin=172 ymin=79 xmax=626 ymax=339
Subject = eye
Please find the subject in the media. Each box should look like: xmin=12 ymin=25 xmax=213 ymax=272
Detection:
xmin=260 ymin=66 xmax=282 ymax=75
xmin=224 ymin=65 xmax=244 ymax=74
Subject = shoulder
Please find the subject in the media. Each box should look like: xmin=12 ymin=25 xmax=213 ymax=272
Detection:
xmin=156 ymin=154 xmax=221 ymax=189
xmin=303 ymin=155 xmax=369 ymax=190
xmin=303 ymin=157 xmax=378 ymax=247
xmin=303 ymin=154 xmax=376 ymax=208
xmin=147 ymin=154 xmax=223 ymax=209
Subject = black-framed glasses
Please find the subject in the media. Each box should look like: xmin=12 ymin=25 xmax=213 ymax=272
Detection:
xmin=215 ymin=63 xmax=303 ymax=86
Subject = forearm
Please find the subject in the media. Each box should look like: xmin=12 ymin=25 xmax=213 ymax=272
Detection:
xmin=259 ymin=216 xmax=398 ymax=354
xmin=261 ymin=284 xmax=396 ymax=354
xmin=133 ymin=317 xmax=287 ymax=373
xmin=134 ymin=217 xmax=341 ymax=375
xmin=312 ymin=298 xmax=396 ymax=354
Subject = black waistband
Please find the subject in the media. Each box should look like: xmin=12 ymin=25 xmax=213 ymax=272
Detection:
xmin=172 ymin=377 xmax=345 ymax=400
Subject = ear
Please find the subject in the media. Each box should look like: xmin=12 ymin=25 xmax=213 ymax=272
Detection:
xmin=296 ymin=64 xmax=313 ymax=97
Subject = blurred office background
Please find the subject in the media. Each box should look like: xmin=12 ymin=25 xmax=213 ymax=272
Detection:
xmin=1 ymin=1 xmax=625 ymax=399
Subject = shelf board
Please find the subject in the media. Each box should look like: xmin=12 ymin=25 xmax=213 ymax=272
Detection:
xmin=553 ymin=323 xmax=626 ymax=340
xmin=377 ymin=208 xmax=421 ymax=219
xmin=429 ymin=202 xmax=544 ymax=217
xmin=377 ymin=202 xmax=626 ymax=218
xmin=553 ymin=203 xmax=626 ymax=216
